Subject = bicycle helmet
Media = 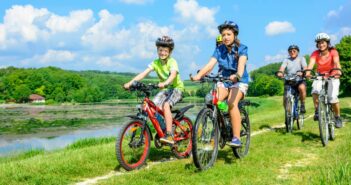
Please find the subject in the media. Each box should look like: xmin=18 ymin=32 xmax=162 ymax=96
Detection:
xmin=288 ymin=44 xmax=300 ymax=52
xmin=218 ymin=20 xmax=239 ymax=35
xmin=315 ymin=32 xmax=330 ymax=42
xmin=216 ymin=35 xmax=222 ymax=43
xmin=155 ymin=36 xmax=174 ymax=51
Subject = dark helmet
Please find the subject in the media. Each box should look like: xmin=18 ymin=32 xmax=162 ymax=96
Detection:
xmin=288 ymin=44 xmax=300 ymax=52
xmin=217 ymin=20 xmax=239 ymax=35
xmin=155 ymin=36 xmax=174 ymax=51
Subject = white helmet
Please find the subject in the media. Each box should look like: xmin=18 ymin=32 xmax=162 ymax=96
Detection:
xmin=315 ymin=32 xmax=330 ymax=42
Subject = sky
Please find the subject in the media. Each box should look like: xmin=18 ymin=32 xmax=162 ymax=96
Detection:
xmin=0 ymin=0 xmax=350 ymax=79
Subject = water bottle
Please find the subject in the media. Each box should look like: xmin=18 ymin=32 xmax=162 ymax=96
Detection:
xmin=156 ymin=113 xmax=166 ymax=131
xmin=217 ymin=100 xmax=228 ymax=113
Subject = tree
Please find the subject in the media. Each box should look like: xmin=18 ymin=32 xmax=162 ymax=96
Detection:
xmin=335 ymin=35 xmax=351 ymax=96
xmin=13 ymin=84 xmax=31 ymax=103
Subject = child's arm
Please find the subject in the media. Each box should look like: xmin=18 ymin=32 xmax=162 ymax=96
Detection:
xmin=233 ymin=55 xmax=247 ymax=81
xmin=124 ymin=68 xmax=153 ymax=89
xmin=159 ymin=70 xmax=177 ymax=88
xmin=191 ymin=57 xmax=217 ymax=81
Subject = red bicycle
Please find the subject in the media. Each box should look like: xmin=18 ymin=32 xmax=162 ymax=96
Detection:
xmin=116 ymin=81 xmax=193 ymax=171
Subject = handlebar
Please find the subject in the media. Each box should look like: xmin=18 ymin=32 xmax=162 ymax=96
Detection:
xmin=129 ymin=81 xmax=159 ymax=92
xmin=304 ymin=68 xmax=342 ymax=80
xmin=275 ymin=70 xmax=305 ymax=81
xmin=190 ymin=73 xmax=232 ymax=83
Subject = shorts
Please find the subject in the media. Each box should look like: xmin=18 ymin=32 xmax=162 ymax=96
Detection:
xmin=217 ymin=82 xmax=249 ymax=96
xmin=153 ymin=88 xmax=183 ymax=107
xmin=284 ymin=80 xmax=306 ymax=96
xmin=311 ymin=77 xmax=340 ymax=103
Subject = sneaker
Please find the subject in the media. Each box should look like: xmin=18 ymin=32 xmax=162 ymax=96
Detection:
xmin=300 ymin=104 xmax=306 ymax=114
xmin=335 ymin=116 xmax=343 ymax=128
xmin=228 ymin=137 xmax=242 ymax=147
xmin=160 ymin=133 xmax=175 ymax=145
xmin=314 ymin=111 xmax=319 ymax=121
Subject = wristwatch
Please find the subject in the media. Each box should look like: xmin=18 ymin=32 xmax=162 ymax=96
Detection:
xmin=235 ymin=73 xmax=242 ymax=82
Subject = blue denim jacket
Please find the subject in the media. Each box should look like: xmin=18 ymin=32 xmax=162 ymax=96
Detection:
xmin=212 ymin=44 xmax=249 ymax=84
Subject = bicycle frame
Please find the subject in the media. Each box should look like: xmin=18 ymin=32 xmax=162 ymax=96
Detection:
xmin=138 ymin=95 xmax=191 ymax=142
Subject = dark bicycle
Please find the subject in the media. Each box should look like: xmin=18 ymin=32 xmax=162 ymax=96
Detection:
xmin=276 ymin=71 xmax=305 ymax=133
xmin=115 ymin=81 xmax=193 ymax=171
xmin=305 ymin=68 xmax=342 ymax=146
xmin=190 ymin=73 xmax=251 ymax=170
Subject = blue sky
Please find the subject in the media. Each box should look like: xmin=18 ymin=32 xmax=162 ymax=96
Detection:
xmin=0 ymin=0 xmax=350 ymax=79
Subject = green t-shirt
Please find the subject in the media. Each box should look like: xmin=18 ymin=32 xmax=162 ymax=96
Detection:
xmin=148 ymin=57 xmax=184 ymax=91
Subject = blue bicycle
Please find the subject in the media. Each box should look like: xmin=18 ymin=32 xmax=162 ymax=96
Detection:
xmin=277 ymin=71 xmax=305 ymax=133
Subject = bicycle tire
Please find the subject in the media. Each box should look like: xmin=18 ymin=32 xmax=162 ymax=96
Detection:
xmin=116 ymin=120 xmax=151 ymax=171
xmin=297 ymin=113 xmax=304 ymax=130
xmin=192 ymin=108 xmax=219 ymax=170
xmin=233 ymin=109 xmax=251 ymax=158
xmin=285 ymin=96 xmax=293 ymax=133
xmin=172 ymin=116 xmax=193 ymax=159
xmin=318 ymin=96 xmax=329 ymax=146
xmin=328 ymin=105 xmax=335 ymax=141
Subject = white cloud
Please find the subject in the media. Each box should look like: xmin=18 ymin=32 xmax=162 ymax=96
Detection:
xmin=81 ymin=10 xmax=126 ymax=50
xmin=265 ymin=21 xmax=296 ymax=36
xmin=327 ymin=6 xmax=343 ymax=18
xmin=330 ymin=27 xmax=351 ymax=44
xmin=264 ymin=50 xmax=287 ymax=63
xmin=28 ymin=50 xmax=76 ymax=64
xmin=46 ymin=10 xmax=93 ymax=33
xmin=174 ymin=0 xmax=218 ymax=36
xmin=119 ymin=0 xmax=153 ymax=5
xmin=3 ymin=5 xmax=49 ymax=42
xmin=96 ymin=57 xmax=122 ymax=67
xmin=0 ymin=24 xmax=5 ymax=46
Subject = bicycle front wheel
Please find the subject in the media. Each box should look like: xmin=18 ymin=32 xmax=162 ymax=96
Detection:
xmin=318 ymin=96 xmax=329 ymax=146
xmin=172 ymin=116 xmax=193 ymax=159
xmin=297 ymin=113 xmax=304 ymax=130
xmin=116 ymin=120 xmax=151 ymax=171
xmin=285 ymin=96 xmax=294 ymax=133
xmin=233 ymin=109 xmax=251 ymax=158
xmin=192 ymin=107 xmax=219 ymax=170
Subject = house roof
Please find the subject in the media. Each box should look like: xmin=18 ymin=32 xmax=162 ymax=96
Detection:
xmin=29 ymin=94 xmax=45 ymax=100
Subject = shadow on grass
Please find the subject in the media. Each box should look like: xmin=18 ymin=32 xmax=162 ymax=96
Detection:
xmin=292 ymin=131 xmax=320 ymax=142
xmin=341 ymin=107 xmax=351 ymax=121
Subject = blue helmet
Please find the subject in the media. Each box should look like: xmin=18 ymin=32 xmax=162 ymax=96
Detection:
xmin=288 ymin=44 xmax=300 ymax=52
xmin=218 ymin=20 xmax=239 ymax=35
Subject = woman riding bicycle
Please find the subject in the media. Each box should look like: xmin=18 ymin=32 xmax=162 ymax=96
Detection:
xmin=191 ymin=20 xmax=249 ymax=147
xmin=124 ymin=35 xmax=185 ymax=144
xmin=305 ymin=33 xmax=343 ymax=128
xmin=277 ymin=44 xmax=307 ymax=113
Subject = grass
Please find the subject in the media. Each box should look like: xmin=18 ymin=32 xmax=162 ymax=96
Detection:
xmin=0 ymin=97 xmax=350 ymax=185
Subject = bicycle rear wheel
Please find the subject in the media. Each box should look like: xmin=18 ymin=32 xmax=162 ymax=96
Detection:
xmin=192 ymin=108 xmax=219 ymax=170
xmin=233 ymin=109 xmax=251 ymax=158
xmin=318 ymin=96 xmax=329 ymax=146
xmin=116 ymin=120 xmax=151 ymax=171
xmin=172 ymin=116 xmax=193 ymax=159
xmin=328 ymin=105 xmax=335 ymax=140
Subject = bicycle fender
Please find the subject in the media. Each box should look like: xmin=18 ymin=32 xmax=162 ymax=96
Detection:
xmin=174 ymin=105 xmax=194 ymax=120
xmin=125 ymin=115 xmax=153 ymax=141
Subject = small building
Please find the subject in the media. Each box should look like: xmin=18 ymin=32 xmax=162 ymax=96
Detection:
xmin=29 ymin=94 xmax=45 ymax=103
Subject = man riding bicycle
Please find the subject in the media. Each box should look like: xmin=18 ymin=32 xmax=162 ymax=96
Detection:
xmin=305 ymin=33 xmax=343 ymax=128
xmin=277 ymin=45 xmax=307 ymax=113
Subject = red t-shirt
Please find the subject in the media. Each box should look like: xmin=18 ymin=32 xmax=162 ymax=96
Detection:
xmin=310 ymin=49 xmax=339 ymax=75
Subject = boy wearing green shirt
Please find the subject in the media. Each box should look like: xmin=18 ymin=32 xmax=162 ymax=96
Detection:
xmin=124 ymin=36 xmax=184 ymax=144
